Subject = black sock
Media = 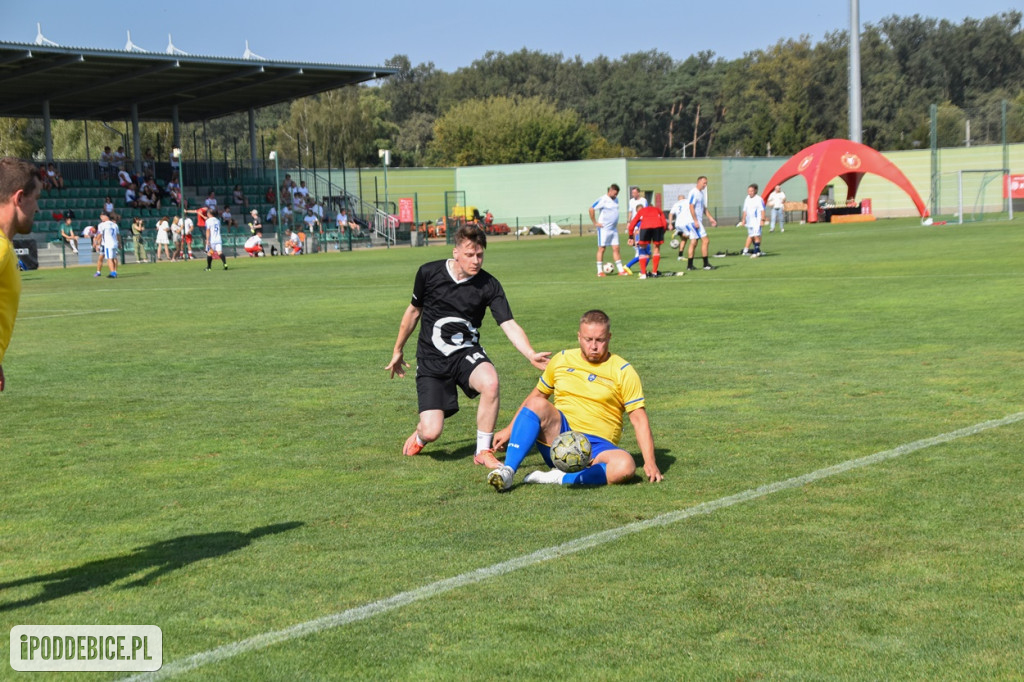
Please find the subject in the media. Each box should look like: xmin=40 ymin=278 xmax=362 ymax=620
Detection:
xmin=207 ymin=256 xmax=212 ymax=268
xmin=687 ymin=258 xmax=694 ymax=268
xmin=703 ymin=257 xmax=710 ymax=267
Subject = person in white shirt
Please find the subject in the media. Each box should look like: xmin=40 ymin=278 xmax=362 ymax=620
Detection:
xmin=767 ymin=184 xmax=786 ymax=232
xmin=668 ymin=193 xmax=691 ymax=260
xmin=266 ymin=206 xmax=277 ymax=225
xmin=204 ymin=191 xmax=218 ymax=211
xmin=683 ymin=176 xmax=718 ymax=271
xmin=624 ymin=187 xmax=649 ymax=274
xmin=154 ymin=216 xmax=171 ymax=261
xmin=244 ymin=233 xmax=263 ymax=257
xmin=588 ymin=183 xmax=627 ymax=277
xmin=740 ymin=184 xmax=765 ymax=257
xmin=205 ymin=210 xmax=227 ymax=271
xmin=94 ymin=214 xmax=120 ymax=278
xmin=182 ymin=216 xmax=194 ymax=260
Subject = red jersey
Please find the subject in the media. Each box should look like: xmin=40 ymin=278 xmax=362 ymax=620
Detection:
xmin=627 ymin=205 xmax=667 ymax=237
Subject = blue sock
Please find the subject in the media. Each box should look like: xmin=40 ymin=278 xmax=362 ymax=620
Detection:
xmin=626 ymin=255 xmax=640 ymax=268
xmin=562 ymin=462 xmax=608 ymax=486
xmin=504 ymin=408 xmax=541 ymax=471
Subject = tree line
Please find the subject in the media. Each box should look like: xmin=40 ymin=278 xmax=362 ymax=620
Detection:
xmin=2 ymin=11 xmax=1022 ymax=169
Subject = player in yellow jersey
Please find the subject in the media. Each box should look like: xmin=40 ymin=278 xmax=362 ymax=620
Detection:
xmin=488 ymin=309 xmax=663 ymax=490
xmin=0 ymin=157 xmax=42 ymax=392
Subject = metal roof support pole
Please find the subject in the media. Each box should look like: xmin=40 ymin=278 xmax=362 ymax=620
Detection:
xmin=248 ymin=108 xmax=258 ymax=179
xmin=42 ymin=99 xmax=53 ymax=163
xmin=131 ymin=102 xmax=142 ymax=176
xmin=172 ymin=104 xmax=180 ymax=149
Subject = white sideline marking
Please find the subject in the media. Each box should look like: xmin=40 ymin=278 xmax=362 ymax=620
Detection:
xmin=19 ymin=309 xmax=120 ymax=320
xmin=123 ymin=411 xmax=1024 ymax=681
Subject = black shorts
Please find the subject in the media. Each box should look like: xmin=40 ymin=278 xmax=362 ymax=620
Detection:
xmin=637 ymin=227 xmax=665 ymax=245
xmin=416 ymin=346 xmax=492 ymax=418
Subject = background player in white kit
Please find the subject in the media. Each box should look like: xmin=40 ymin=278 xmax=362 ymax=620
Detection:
xmin=589 ymin=183 xmax=628 ymax=277
xmin=684 ymin=176 xmax=718 ymax=271
xmin=94 ymin=213 xmax=119 ymax=278
xmin=205 ymin=209 xmax=228 ymax=271
xmin=741 ymin=183 xmax=765 ymax=257
xmin=668 ymin=193 xmax=691 ymax=260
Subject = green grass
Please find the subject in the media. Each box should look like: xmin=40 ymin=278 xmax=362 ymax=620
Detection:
xmin=2 ymin=219 xmax=1023 ymax=680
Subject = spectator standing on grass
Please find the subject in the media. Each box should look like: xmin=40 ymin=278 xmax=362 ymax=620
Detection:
xmin=589 ymin=183 xmax=628 ymax=277
xmin=132 ymin=217 xmax=148 ymax=263
xmin=487 ymin=309 xmax=662 ymax=491
xmin=171 ymin=216 xmax=183 ymax=260
xmin=768 ymin=184 xmax=786 ymax=232
xmin=155 ymin=216 xmax=172 ymax=261
xmin=247 ymin=209 xmax=262 ymax=235
xmin=385 ymin=224 xmax=550 ymax=468
xmin=741 ymin=184 xmax=765 ymax=258
xmin=182 ymin=215 xmax=194 ymax=260
xmin=0 ymin=157 xmax=42 ymax=392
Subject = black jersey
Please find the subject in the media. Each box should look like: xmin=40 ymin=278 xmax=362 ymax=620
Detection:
xmin=412 ymin=259 xmax=513 ymax=363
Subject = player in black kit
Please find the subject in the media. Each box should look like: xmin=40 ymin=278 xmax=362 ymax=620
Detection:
xmin=386 ymin=225 xmax=550 ymax=468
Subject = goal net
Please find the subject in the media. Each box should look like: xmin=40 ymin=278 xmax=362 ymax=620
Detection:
xmin=934 ymin=169 xmax=1012 ymax=224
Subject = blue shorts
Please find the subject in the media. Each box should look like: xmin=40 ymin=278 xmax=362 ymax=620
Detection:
xmin=538 ymin=411 xmax=618 ymax=468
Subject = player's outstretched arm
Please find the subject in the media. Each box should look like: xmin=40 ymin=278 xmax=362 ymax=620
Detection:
xmin=385 ymin=304 xmax=421 ymax=379
xmin=498 ymin=319 xmax=550 ymax=370
xmin=628 ymin=407 xmax=663 ymax=482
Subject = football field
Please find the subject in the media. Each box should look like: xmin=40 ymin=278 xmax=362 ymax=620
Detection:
xmin=2 ymin=219 xmax=1023 ymax=680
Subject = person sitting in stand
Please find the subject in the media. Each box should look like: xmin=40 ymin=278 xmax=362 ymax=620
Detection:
xmin=231 ymin=184 xmax=249 ymax=209
xmin=117 ymin=168 xmax=134 ymax=188
xmin=46 ymin=163 xmax=64 ymax=191
xmin=125 ymin=183 xmax=140 ymax=208
xmin=266 ymin=205 xmax=277 ymax=226
xmin=60 ymin=217 xmax=79 ymax=254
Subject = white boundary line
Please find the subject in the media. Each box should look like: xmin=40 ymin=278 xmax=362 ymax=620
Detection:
xmin=18 ymin=309 xmax=120 ymax=320
xmin=124 ymin=411 xmax=1024 ymax=681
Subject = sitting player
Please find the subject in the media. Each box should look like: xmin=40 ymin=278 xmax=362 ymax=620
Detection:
xmin=488 ymin=309 xmax=662 ymax=490
xmin=285 ymin=228 xmax=302 ymax=255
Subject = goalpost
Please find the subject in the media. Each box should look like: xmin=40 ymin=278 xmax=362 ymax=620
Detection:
xmin=934 ymin=169 xmax=1013 ymax=224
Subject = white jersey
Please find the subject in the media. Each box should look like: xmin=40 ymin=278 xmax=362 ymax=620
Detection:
xmin=205 ymin=217 xmax=222 ymax=246
xmin=743 ymin=195 xmax=765 ymax=228
xmin=669 ymin=199 xmax=692 ymax=228
xmin=183 ymin=217 xmax=194 ymax=235
xmin=628 ymin=196 xmax=647 ymax=220
xmin=767 ymin=189 xmax=786 ymax=210
xmin=687 ymin=187 xmax=709 ymax=225
xmin=97 ymin=220 xmax=119 ymax=249
xmin=591 ymin=194 xmax=619 ymax=230
xmin=244 ymin=235 xmax=262 ymax=249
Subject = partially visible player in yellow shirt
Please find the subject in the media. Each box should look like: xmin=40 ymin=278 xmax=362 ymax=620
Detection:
xmin=489 ymin=309 xmax=663 ymax=491
xmin=0 ymin=157 xmax=42 ymax=392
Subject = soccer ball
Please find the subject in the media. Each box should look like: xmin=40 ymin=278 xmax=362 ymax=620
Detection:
xmin=602 ymin=262 xmax=614 ymax=274
xmin=550 ymin=431 xmax=593 ymax=473
xmin=669 ymin=238 xmax=680 ymax=249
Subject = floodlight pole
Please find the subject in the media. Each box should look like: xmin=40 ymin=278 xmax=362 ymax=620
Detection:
xmin=849 ymin=0 xmax=862 ymax=143
xmin=270 ymin=151 xmax=282 ymax=249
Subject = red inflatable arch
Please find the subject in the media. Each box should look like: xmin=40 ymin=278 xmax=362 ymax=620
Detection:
xmin=762 ymin=139 xmax=929 ymax=223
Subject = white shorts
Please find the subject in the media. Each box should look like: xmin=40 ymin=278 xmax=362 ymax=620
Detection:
xmin=208 ymin=243 xmax=223 ymax=255
xmin=683 ymin=224 xmax=707 ymax=240
xmin=746 ymin=224 xmax=762 ymax=238
xmin=596 ymin=226 xmax=620 ymax=247
xmin=102 ymin=246 xmax=118 ymax=259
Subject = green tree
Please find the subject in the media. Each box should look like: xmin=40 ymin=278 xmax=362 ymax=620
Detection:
xmin=427 ymin=96 xmax=590 ymax=166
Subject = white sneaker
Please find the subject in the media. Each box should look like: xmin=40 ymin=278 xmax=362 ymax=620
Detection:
xmin=524 ymin=469 xmax=565 ymax=485
xmin=638 ymin=273 xmax=646 ymax=280
xmin=487 ymin=465 xmax=514 ymax=492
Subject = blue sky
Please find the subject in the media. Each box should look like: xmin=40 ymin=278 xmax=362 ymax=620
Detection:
xmin=1 ymin=0 xmax=1019 ymax=73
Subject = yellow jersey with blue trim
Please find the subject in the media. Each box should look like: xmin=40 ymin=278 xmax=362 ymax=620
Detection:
xmin=0 ymin=233 xmax=22 ymax=364
xmin=536 ymin=348 xmax=645 ymax=446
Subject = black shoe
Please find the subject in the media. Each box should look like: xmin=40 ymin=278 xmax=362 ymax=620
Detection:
xmin=703 ymin=264 xmax=715 ymax=270
xmin=649 ymin=272 xmax=662 ymax=278
xmin=686 ymin=266 xmax=697 ymax=271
